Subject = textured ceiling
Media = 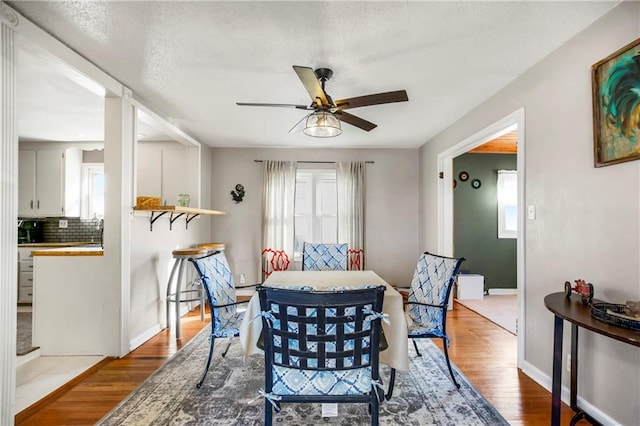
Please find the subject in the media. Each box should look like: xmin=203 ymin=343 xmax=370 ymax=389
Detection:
xmin=9 ymin=1 xmax=617 ymax=148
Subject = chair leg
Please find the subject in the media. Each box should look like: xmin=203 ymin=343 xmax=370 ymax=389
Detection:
xmin=221 ymin=337 xmax=233 ymax=357
xmin=371 ymin=392 xmax=380 ymax=426
xmin=265 ymin=400 xmax=273 ymax=426
xmin=196 ymin=336 xmax=215 ymax=389
xmin=385 ymin=368 xmax=396 ymax=400
xmin=412 ymin=339 xmax=422 ymax=357
xmin=442 ymin=337 xmax=460 ymax=389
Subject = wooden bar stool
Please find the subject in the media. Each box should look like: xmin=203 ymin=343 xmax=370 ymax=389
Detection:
xmin=197 ymin=242 xmax=225 ymax=254
xmin=166 ymin=247 xmax=208 ymax=339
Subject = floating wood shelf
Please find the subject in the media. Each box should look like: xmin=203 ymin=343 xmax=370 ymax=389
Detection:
xmin=133 ymin=205 xmax=225 ymax=231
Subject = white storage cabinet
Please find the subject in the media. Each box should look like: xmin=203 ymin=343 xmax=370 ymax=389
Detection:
xmin=457 ymin=274 xmax=485 ymax=300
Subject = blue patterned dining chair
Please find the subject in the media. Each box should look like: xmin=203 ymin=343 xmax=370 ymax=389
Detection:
xmin=255 ymin=285 xmax=387 ymax=426
xmin=302 ymin=242 xmax=348 ymax=271
xmin=386 ymin=252 xmax=465 ymax=397
xmin=189 ymin=251 xmax=258 ymax=388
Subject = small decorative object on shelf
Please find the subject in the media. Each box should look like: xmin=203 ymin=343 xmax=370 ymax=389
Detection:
xmin=591 ymin=300 xmax=640 ymax=331
xmin=564 ymin=279 xmax=594 ymax=305
xmin=136 ymin=196 xmax=161 ymax=208
xmin=177 ymin=193 xmax=190 ymax=207
xmin=231 ymin=184 xmax=245 ymax=203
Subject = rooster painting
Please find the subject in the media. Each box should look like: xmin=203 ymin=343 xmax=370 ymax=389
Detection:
xmin=230 ymin=184 xmax=245 ymax=203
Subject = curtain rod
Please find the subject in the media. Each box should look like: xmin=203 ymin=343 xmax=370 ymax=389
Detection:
xmin=254 ymin=160 xmax=374 ymax=164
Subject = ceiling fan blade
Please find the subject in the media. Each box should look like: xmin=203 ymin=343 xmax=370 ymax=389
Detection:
xmin=335 ymin=111 xmax=377 ymax=132
xmin=292 ymin=66 xmax=329 ymax=106
xmin=236 ymin=102 xmax=312 ymax=110
xmin=335 ymin=90 xmax=408 ymax=110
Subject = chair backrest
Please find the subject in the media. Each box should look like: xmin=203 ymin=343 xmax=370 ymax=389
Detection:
xmin=407 ymin=252 xmax=465 ymax=330
xmin=302 ymin=242 xmax=348 ymax=271
xmin=189 ymin=251 xmax=237 ymax=335
xmin=348 ymin=248 xmax=365 ymax=271
xmin=257 ymin=285 xmax=385 ymax=396
xmin=261 ymin=248 xmax=290 ymax=278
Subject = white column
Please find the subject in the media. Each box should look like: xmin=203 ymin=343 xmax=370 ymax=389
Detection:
xmin=0 ymin=5 xmax=18 ymax=425
xmin=104 ymin=91 xmax=134 ymax=357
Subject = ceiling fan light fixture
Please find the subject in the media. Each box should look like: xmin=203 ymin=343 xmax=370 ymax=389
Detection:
xmin=303 ymin=111 xmax=342 ymax=138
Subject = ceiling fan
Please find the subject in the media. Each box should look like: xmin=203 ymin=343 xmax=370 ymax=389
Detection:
xmin=236 ymin=66 xmax=408 ymax=137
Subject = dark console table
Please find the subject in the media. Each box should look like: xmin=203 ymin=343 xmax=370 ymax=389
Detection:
xmin=544 ymin=292 xmax=640 ymax=426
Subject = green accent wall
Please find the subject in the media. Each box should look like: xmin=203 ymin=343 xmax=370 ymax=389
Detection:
xmin=454 ymin=153 xmax=517 ymax=290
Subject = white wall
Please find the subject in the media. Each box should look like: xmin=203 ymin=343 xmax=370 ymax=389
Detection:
xmin=210 ymin=148 xmax=419 ymax=287
xmin=419 ymin=3 xmax=640 ymax=424
xmin=128 ymin=144 xmax=212 ymax=349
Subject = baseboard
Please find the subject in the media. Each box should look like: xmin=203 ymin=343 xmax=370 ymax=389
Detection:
xmin=487 ymin=288 xmax=517 ymax=295
xmin=520 ymin=359 xmax=620 ymax=425
xmin=129 ymin=324 xmax=162 ymax=352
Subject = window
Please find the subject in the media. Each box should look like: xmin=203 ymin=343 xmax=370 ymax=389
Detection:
xmin=294 ymin=169 xmax=337 ymax=260
xmin=81 ymin=163 xmax=105 ymax=219
xmin=497 ymin=170 xmax=517 ymax=239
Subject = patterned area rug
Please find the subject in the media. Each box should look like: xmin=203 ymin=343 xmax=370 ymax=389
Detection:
xmin=98 ymin=326 xmax=508 ymax=425
xmin=17 ymin=311 xmax=38 ymax=356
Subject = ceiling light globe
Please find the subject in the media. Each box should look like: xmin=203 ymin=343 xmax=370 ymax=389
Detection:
xmin=303 ymin=112 xmax=342 ymax=138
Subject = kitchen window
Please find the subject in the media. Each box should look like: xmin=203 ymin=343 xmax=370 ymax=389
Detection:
xmin=294 ymin=169 xmax=337 ymax=261
xmin=81 ymin=163 xmax=104 ymax=219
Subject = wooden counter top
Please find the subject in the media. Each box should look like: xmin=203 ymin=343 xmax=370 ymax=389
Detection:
xmin=31 ymin=246 xmax=104 ymax=256
xmin=133 ymin=205 xmax=225 ymax=215
xmin=133 ymin=205 xmax=225 ymax=231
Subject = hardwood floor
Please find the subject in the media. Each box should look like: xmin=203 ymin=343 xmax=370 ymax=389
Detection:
xmin=16 ymin=302 xmax=582 ymax=425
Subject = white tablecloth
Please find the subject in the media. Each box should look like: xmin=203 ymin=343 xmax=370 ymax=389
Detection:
xmin=239 ymin=270 xmax=409 ymax=371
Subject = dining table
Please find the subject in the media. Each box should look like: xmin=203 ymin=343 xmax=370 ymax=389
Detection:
xmin=239 ymin=270 xmax=409 ymax=371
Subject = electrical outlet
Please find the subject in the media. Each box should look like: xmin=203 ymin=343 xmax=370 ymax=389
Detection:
xmin=567 ymin=354 xmax=571 ymax=372
xmin=240 ymin=273 xmax=246 ymax=284
xmin=58 ymin=219 xmax=68 ymax=228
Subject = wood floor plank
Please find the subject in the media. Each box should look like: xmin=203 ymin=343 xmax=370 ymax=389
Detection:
xmin=16 ymin=301 xmax=586 ymax=425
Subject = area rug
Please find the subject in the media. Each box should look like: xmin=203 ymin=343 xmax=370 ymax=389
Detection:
xmin=97 ymin=326 xmax=508 ymax=425
xmin=17 ymin=311 xmax=38 ymax=356
xmin=457 ymin=295 xmax=517 ymax=335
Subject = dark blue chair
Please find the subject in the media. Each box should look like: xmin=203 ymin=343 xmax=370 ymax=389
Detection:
xmin=302 ymin=242 xmax=348 ymax=271
xmin=387 ymin=252 xmax=465 ymax=398
xmin=256 ymin=285 xmax=387 ymax=426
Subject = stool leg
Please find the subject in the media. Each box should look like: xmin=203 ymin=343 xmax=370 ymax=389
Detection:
xmin=175 ymin=258 xmax=186 ymax=339
xmin=166 ymin=258 xmax=180 ymax=330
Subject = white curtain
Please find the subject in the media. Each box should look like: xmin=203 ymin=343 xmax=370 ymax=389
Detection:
xmin=337 ymin=162 xmax=365 ymax=269
xmin=262 ymin=160 xmax=297 ymax=276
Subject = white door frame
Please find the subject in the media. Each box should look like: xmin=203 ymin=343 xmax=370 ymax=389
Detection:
xmin=437 ymin=107 xmax=526 ymax=367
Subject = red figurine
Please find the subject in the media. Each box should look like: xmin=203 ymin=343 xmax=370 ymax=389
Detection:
xmin=564 ymin=279 xmax=594 ymax=305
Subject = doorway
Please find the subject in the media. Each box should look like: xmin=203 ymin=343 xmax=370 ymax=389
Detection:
xmin=437 ymin=108 xmax=525 ymax=367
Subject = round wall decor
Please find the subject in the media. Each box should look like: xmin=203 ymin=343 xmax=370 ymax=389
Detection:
xmin=471 ymin=178 xmax=482 ymax=189
xmin=458 ymin=171 xmax=469 ymax=181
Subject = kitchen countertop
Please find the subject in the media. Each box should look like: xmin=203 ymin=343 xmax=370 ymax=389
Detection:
xmin=30 ymin=246 xmax=103 ymax=256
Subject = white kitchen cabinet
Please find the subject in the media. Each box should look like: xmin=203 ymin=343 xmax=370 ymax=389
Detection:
xmin=18 ymin=148 xmax=82 ymax=217
xmin=19 ymin=149 xmax=63 ymax=216
xmin=136 ymin=142 xmax=198 ymax=207
xmin=17 ymin=247 xmax=34 ymax=303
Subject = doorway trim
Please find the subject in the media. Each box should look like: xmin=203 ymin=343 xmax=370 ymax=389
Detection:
xmin=437 ymin=107 xmax=526 ymax=367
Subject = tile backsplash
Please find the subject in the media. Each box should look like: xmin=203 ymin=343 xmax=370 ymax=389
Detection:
xmin=40 ymin=217 xmax=103 ymax=243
